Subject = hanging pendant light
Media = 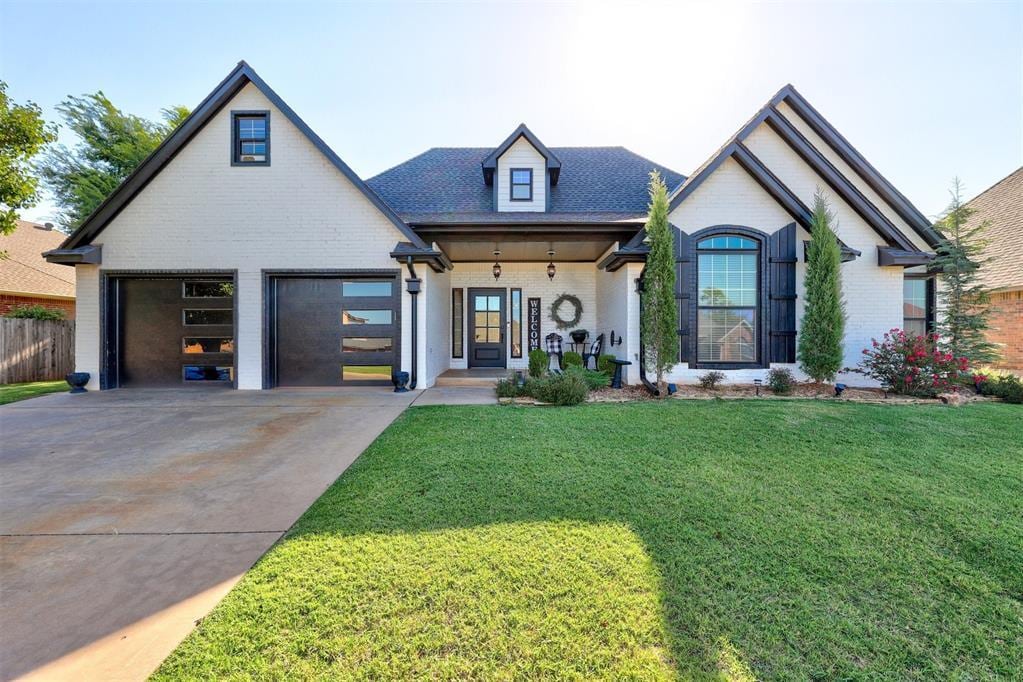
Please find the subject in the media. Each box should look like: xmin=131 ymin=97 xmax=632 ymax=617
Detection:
xmin=546 ymin=249 xmax=556 ymax=281
xmin=492 ymin=250 xmax=502 ymax=280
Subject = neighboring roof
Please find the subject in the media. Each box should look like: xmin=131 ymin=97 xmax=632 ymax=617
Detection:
xmin=53 ymin=61 xmax=429 ymax=254
xmin=0 ymin=221 xmax=76 ymax=298
xmin=481 ymin=124 xmax=562 ymax=185
xmin=966 ymin=167 xmax=1023 ymax=291
xmin=368 ymin=147 xmax=685 ymax=221
xmin=668 ymin=84 xmax=940 ymax=251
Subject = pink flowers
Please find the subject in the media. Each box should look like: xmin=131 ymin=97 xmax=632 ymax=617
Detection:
xmin=854 ymin=328 xmax=970 ymax=397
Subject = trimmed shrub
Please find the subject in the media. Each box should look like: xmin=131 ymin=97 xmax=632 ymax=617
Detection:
xmin=566 ymin=365 xmax=610 ymax=391
xmin=767 ymin=368 xmax=795 ymax=395
xmin=990 ymin=374 xmax=1023 ymax=404
xmin=856 ymin=329 xmax=969 ymax=397
xmin=597 ymin=354 xmax=617 ymax=376
xmin=528 ymin=349 xmax=548 ymax=378
xmin=698 ymin=371 xmax=726 ymax=390
xmin=563 ymin=351 xmax=583 ymax=368
xmin=527 ymin=372 xmax=588 ymax=406
xmin=5 ymin=304 xmax=65 ymax=321
xmin=495 ymin=373 xmax=521 ymax=399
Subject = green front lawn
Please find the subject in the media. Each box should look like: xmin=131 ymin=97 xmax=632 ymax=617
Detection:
xmin=155 ymin=401 xmax=1022 ymax=680
xmin=0 ymin=380 xmax=67 ymax=405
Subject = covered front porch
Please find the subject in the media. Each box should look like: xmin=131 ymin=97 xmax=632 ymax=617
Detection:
xmin=407 ymin=222 xmax=648 ymax=388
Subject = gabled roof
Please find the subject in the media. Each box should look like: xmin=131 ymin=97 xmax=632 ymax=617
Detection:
xmin=53 ymin=61 xmax=428 ymax=253
xmin=966 ymin=166 xmax=1023 ymax=291
xmin=368 ymin=147 xmax=685 ymax=221
xmin=669 ymin=84 xmax=939 ymax=251
xmin=481 ymin=124 xmax=562 ymax=185
xmin=0 ymin=221 xmax=76 ymax=298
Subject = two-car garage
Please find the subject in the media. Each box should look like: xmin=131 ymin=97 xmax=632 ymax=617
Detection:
xmin=105 ymin=272 xmax=401 ymax=389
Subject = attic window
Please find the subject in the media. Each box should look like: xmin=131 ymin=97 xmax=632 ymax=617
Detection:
xmin=510 ymin=168 xmax=532 ymax=201
xmin=232 ymin=111 xmax=269 ymax=165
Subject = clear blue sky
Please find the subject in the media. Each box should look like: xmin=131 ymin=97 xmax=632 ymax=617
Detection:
xmin=3 ymin=0 xmax=1020 ymax=223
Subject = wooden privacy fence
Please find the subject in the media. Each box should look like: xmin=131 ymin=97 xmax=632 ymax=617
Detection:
xmin=0 ymin=318 xmax=75 ymax=384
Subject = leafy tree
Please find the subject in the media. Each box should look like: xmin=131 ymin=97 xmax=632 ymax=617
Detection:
xmin=798 ymin=190 xmax=846 ymax=383
xmin=640 ymin=171 xmax=677 ymax=395
xmin=932 ymin=178 xmax=998 ymax=365
xmin=0 ymin=81 xmax=57 ymax=237
xmin=39 ymin=93 xmax=189 ymax=229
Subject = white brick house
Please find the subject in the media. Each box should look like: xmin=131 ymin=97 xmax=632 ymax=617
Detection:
xmin=45 ymin=62 xmax=940 ymax=391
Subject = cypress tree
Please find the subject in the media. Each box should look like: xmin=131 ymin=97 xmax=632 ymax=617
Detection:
xmin=798 ymin=190 xmax=846 ymax=384
xmin=932 ymin=178 xmax=998 ymax=365
xmin=640 ymin=171 xmax=678 ymax=395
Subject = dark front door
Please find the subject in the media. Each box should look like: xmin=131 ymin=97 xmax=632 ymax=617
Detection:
xmin=468 ymin=288 xmax=505 ymax=368
xmin=271 ymin=275 xmax=399 ymax=386
xmin=118 ymin=278 xmax=235 ymax=387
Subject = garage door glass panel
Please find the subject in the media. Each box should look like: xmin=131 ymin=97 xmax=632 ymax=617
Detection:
xmin=342 ymin=365 xmax=392 ymax=381
xmin=183 ymin=309 xmax=233 ymax=325
xmin=342 ymin=280 xmax=392 ymax=297
xmin=183 ymin=281 xmax=234 ymax=298
xmin=183 ymin=337 xmax=234 ymax=354
xmin=183 ymin=365 xmax=233 ymax=381
xmin=342 ymin=309 xmax=392 ymax=325
xmin=341 ymin=337 xmax=392 ymax=353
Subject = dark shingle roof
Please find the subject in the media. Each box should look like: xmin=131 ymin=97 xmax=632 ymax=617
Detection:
xmin=367 ymin=147 xmax=685 ymax=221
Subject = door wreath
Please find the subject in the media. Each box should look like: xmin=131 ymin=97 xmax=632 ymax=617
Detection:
xmin=549 ymin=293 xmax=583 ymax=330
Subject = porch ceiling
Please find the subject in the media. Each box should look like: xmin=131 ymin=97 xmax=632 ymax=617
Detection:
xmin=414 ymin=224 xmax=641 ymax=263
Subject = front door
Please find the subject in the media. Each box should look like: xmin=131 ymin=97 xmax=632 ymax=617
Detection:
xmin=468 ymin=288 xmax=506 ymax=368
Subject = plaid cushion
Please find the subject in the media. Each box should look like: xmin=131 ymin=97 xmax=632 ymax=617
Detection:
xmin=545 ymin=334 xmax=563 ymax=354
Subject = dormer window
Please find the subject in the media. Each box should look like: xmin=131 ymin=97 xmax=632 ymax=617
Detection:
xmin=232 ymin=111 xmax=270 ymax=165
xmin=510 ymin=168 xmax=532 ymax=201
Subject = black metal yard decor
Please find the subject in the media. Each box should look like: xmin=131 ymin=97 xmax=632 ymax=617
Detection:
xmin=549 ymin=293 xmax=582 ymax=330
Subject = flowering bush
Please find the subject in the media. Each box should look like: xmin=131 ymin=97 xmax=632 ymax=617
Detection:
xmin=855 ymin=329 xmax=969 ymax=397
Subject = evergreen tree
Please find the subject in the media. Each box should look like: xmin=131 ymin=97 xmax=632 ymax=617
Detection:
xmin=932 ymin=178 xmax=998 ymax=364
xmin=798 ymin=190 xmax=846 ymax=383
xmin=39 ymin=93 xmax=189 ymax=229
xmin=640 ymin=171 xmax=677 ymax=394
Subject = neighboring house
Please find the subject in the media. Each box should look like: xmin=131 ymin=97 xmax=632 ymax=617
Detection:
xmin=966 ymin=167 xmax=1023 ymax=369
xmin=44 ymin=62 xmax=940 ymax=391
xmin=1 ymin=220 xmax=76 ymax=319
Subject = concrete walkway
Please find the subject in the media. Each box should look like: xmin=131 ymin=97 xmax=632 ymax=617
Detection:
xmin=0 ymin=387 xmax=416 ymax=681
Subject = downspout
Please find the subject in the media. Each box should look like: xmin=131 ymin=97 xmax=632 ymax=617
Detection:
xmin=405 ymin=257 xmax=421 ymax=389
xmin=635 ymin=268 xmax=659 ymax=396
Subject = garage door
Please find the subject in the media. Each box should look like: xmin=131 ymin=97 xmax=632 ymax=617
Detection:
xmin=270 ymin=275 xmax=399 ymax=386
xmin=117 ymin=278 xmax=235 ymax=387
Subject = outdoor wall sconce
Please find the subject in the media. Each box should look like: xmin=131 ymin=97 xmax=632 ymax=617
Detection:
xmin=492 ymin=250 xmax=502 ymax=280
xmin=546 ymin=249 xmax=556 ymax=280
xmin=753 ymin=378 xmax=762 ymax=396
xmin=834 ymin=383 xmax=846 ymax=397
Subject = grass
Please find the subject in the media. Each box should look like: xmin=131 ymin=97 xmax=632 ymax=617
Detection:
xmin=155 ymin=400 xmax=1022 ymax=680
xmin=0 ymin=380 xmax=66 ymax=405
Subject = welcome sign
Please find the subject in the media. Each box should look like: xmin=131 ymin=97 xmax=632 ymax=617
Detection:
xmin=527 ymin=297 xmax=541 ymax=352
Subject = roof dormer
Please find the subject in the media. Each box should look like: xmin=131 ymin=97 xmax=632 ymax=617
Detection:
xmin=482 ymin=124 xmax=560 ymax=212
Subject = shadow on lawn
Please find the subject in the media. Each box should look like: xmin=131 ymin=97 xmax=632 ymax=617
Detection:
xmin=165 ymin=400 xmax=1023 ymax=679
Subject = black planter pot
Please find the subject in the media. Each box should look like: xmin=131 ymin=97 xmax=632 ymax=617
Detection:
xmin=570 ymin=330 xmax=588 ymax=344
xmin=66 ymin=372 xmax=90 ymax=394
xmin=392 ymin=371 xmax=410 ymax=393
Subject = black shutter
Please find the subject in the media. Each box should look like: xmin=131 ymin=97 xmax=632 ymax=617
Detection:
xmin=676 ymin=229 xmax=694 ymax=364
xmin=769 ymin=223 xmax=797 ymax=363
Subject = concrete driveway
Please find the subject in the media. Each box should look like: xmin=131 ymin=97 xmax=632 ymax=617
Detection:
xmin=0 ymin=387 xmax=417 ymax=681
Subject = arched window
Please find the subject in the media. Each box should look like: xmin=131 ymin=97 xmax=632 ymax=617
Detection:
xmin=696 ymin=235 xmax=759 ymax=364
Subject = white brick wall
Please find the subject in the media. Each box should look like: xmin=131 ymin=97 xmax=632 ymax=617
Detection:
xmin=447 ymin=262 xmax=597 ymax=369
xmin=496 ymin=137 xmax=546 ymax=212
xmin=73 ymin=83 xmax=413 ymax=390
